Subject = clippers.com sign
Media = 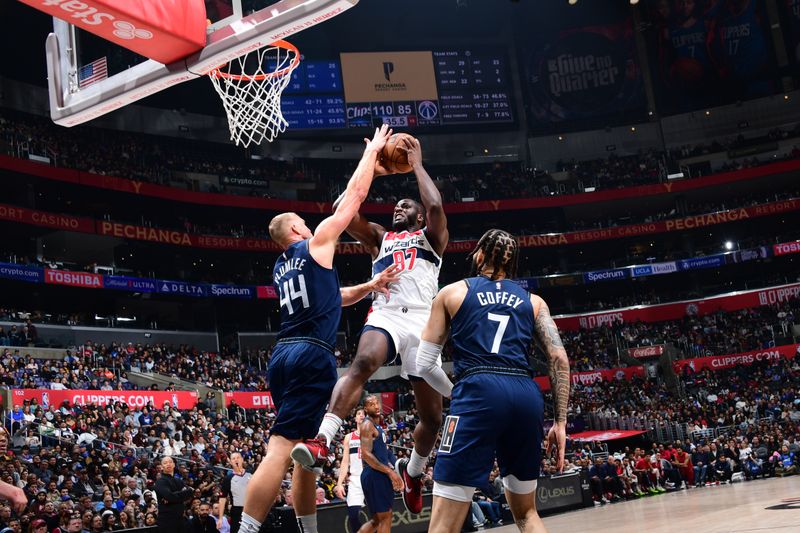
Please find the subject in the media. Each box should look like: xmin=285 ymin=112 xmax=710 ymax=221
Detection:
xmin=12 ymin=389 xmax=198 ymax=409
xmin=19 ymin=0 xmax=207 ymax=64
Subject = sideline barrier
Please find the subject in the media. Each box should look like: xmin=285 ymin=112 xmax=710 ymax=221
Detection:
xmin=267 ymin=473 xmax=591 ymax=532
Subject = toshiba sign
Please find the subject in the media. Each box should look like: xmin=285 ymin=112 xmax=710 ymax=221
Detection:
xmin=773 ymin=241 xmax=800 ymax=256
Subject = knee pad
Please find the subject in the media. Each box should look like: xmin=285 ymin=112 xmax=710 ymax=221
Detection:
xmin=432 ymin=481 xmax=475 ymax=503
xmin=502 ymin=474 xmax=538 ymax=495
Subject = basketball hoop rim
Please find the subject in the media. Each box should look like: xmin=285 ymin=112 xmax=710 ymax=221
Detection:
xmin=209 ymin=40 xmax=300 ymax=82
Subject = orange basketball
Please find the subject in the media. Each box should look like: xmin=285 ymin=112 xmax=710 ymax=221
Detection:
xmin=670 ymin=57 xmax=705 ymax=86
xmin=381 ymin=133 xmax=416 ymax=174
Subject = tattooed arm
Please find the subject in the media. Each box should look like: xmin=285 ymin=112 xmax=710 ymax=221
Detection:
xmin=531 ymin=295 xmax=570 ymax=471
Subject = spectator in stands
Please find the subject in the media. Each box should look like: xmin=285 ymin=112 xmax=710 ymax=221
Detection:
xmin=692 ymin=445 xmax=711 ymax=486
xmin=188 ymin=502 xmax=216 ymax=533
xmin=775 ymin=446 xmax=798 ymax=476
xmin=473 ymin=489 xmax=502 ymax=527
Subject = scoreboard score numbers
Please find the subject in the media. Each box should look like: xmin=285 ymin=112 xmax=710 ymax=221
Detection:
xmin=280 ymin=49 xmax=515 ymax=130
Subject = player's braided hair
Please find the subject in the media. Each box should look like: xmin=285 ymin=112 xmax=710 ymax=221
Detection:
xmin=468 ymin=229 xmax=519 ymax=280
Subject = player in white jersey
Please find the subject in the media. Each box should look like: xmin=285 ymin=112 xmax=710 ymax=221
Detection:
xmin=292 ymin=136 xmax=448 ymax=515
xmin=335 ymin=408 xmax=366 ymax=533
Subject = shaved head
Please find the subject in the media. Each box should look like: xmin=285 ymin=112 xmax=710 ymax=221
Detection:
xmin=269 ymin=212 xmax=310 ymax=248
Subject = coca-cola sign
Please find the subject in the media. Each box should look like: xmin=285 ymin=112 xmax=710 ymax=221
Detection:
xmin=628 ymin=345 xmax=664 ymax=359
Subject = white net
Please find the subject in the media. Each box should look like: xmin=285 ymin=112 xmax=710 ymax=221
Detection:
xmin=208 ymin=42 xmax=300 ymax=147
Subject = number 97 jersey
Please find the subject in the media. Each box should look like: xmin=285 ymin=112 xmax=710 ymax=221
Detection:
xmin=371 ymin=229 xmax=442 ymax=313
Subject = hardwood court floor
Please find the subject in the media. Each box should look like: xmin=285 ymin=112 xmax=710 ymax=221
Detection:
xmin=497 ymin=476 xmax=800 ymax=533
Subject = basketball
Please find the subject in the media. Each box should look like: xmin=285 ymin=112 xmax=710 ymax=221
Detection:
xmin=670 ymin=57 xmax=705 ymax=86
xmin=381 ymin=133 xmax=416 ymax=174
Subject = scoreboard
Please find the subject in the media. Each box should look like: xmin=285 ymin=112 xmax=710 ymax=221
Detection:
xmin=280 ymin=49 xmax=515 ymax=130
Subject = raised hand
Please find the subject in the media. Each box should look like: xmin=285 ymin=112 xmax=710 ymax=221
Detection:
xmin=364 ymin=124 xmax=393 ymax=154
xmin=398 ymin=136 xmax=422 ymax=169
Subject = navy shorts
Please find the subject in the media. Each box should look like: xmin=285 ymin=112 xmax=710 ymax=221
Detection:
xmin=268 ymin=340 xmax=338 ymax=440
xmin=361 ymin=469 xmax=394 ymax=514
xmin=433 ymin=373 xmax=544 ymax=488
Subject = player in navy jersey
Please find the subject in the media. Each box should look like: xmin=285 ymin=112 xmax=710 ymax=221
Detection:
xmin=414 ymin=229 xmax=571 ymax=533
xmin=663 ymin=0 xmax=714 ymax=88
xmin=358 ymin=395 xmax=401 ymax=533
xmin=294 ymin=137 xmax=449 ymax=514
xmin=238 ymin=125 xmax=400 ymax=533
xmin=784 ymin=0 xmax=800 ymax=62
xmin=708 ymin=0 xmax=771 ymax=96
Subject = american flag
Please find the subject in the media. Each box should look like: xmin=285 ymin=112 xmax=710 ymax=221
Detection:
xmin=78 ymin=57 xmax=108 ymax=89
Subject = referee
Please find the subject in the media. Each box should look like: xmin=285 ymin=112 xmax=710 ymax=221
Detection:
xmin=219 ymin=453 xmax=252 ymax=533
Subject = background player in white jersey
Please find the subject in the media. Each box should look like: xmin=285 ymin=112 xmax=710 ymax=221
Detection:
xmin=293 ymin=137 xmax=449 ymax=514
xmin=335 ymin=408 xmax=367 ymax=533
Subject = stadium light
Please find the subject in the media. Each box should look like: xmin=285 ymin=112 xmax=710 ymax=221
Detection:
xmin=724 ymin=241 xmax=734 ymax=250
xmin=568 ymin=0 xmax=578 ymax=5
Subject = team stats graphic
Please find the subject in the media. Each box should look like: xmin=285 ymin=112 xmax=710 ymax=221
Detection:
xmin=279 ymin=49 xmax=515 ymax=130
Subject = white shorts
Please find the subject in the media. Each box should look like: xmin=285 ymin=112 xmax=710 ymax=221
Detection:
xmin=346 ymin=476 xmax=364 ymax=507
xmin=364 ymin=308 xmax=440 ymax=380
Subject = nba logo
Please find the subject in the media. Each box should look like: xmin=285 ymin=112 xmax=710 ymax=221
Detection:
xmin=41 ymin=392 xmax=50 ymax=408
xmin=438 ymin=415 xmax=460 ymax=453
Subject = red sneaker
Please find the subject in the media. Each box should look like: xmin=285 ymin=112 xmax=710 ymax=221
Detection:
xmin=395 ymin=458 xmax=423 ymax=514
xmin=291 ymin=438 xmax=329 ymax=470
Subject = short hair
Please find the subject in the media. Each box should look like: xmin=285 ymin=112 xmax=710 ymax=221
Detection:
xmin=468 ymin=229 xmax=519 ymax=280
xmin=364 ymin=394 xmax=378 ymax=405
xmin=268 ymin=212 xmax=300 ymax=245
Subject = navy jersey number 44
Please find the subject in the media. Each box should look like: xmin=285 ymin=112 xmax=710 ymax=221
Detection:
xmin=272 ymin=240 xmax=342 ymax=348
xmin=449 ymin=276 xmax=534 ymax=376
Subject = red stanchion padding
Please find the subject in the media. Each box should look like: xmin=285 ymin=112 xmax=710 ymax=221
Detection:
xmin=19 ymin=0 xmax=208 ymax=65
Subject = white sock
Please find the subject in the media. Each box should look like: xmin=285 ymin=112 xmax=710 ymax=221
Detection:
xmin=317 ymin=413 xmax=343 ymax=446
xmin=296 ymin=514 xmax=318 ymax=533
xmin=239 ymin=513 xmax=262 ymax=533
xmin=407 ymin=449 xmax=429 ymax=478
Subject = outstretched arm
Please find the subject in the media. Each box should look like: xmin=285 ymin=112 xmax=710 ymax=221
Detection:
xmin=401 ymin=138 xmax=448 ymax=255
xmin=340 ymin=265 xmax=400 ymax=306
xmin=309 ymin=125 xmax=392 ymax=268
xmin=532 ymin=295 xmax=570 ymax=472
xmin=415 ymin=283 xmax=465 ymax=398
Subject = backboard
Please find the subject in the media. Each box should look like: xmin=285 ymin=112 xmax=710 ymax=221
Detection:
xmin=39 ymin=0 xmax=358 ymax=127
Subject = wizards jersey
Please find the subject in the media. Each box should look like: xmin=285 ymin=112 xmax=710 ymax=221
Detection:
xmin=371 ymin=229 xmax=441 ymax=313
xmin=348 ymin=430 xmax=363 ymax=476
